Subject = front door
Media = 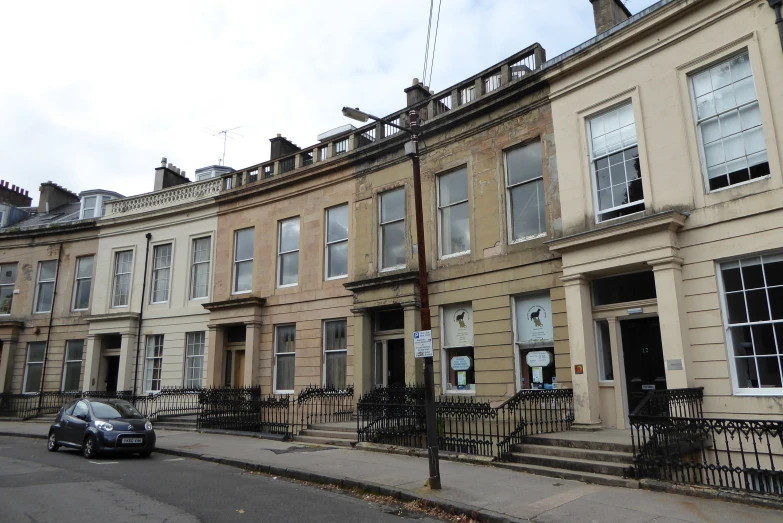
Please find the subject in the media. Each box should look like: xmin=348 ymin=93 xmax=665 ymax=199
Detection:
xmin=234 ymin=351 xmax=245 ymax=387
xmin=620 ymin=317 xmax=666 ymax=414
xmin=105 ymin=356 xmax=120 ymax=392
xmin=387 ymin=339 xmax=405 ymax=387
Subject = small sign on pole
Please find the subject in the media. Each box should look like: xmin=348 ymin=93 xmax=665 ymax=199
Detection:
xmin=413 ymin=330 xmax=433 ymax=358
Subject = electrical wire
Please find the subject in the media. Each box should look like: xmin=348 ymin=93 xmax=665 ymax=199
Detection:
xmin=421 ymin=0 xmax=434 ymax=84
xmin=427 ymin=0 xmax=442 ymax=89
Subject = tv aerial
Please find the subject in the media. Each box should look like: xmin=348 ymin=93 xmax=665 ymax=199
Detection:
xmin=202 ymin=125 xmax=243 ymax=166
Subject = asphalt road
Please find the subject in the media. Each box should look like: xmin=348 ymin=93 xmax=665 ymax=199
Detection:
xmin=0 ymin=435 xmax=444 ymax=523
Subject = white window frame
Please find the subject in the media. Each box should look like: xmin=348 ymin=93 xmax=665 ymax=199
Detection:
xmin=323 ymin=319 xmax=348 ymax=389
xmin=111 ymin=250 xmax=133 ymax=308
xmin=273 ymin=324 xmax=296 ymax=394
xmin=71 ymin=255 xmax=93 ymax=311
xmin=80 ymin=195 xmax=97 ymax=219
xmin=0 ymin=262 xmax=18 ymax=316
xmin=318 ymin=146 xmax=328 ymax=161
xmin=33 ymin=260 xmax=57 ymax=314
xmin=587 ymin=101 xmax=644 ymax=223
xmin=144 ymin=334 xmax=164 ymax=393
xmin=325 ymin=204 xmax=349 ymax=280
xmin=277 ymin=217 xmax=300 ymax=288
xmin=688 ymin=50 xmax=769 ymax=193
xmin=379 ymin=188 xmax=406 ymax=271
xmin=717 ymin=253 xmax=783 ymax=396
xmin=189 ymin=236 xmax=212 ymax=300
xmin=437 ymin=169 xmax=470 ymax=259
xmin=184 ymin=331 xmax=205 ymax=388
xmin=504 ymin=141 xmax=546 ymax=244
xmin=232 ymin=228 xmax=254 ymax=295
xmin=150 ymin=243 xmax=173 ymax=304
xmin=22 ymin=342 xmax=46 ymax=394
xmin=61 ymin=340 xmax=84 ymax=392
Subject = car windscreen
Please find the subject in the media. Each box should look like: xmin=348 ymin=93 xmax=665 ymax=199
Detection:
xmin=90 ymin=401 xmax=144 ymax=420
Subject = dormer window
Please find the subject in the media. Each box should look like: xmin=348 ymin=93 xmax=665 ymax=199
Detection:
xmin=79 ymin=191 xmax=123 ymax=219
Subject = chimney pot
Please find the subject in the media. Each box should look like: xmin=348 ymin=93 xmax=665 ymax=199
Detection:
xmin=412 ymin=77 xmax=419 ymax=85
xmin=161 ymin=157 xmax=167 ymax=167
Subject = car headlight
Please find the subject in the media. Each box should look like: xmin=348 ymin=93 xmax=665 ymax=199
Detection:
xmin=95 ymin=420 xmax=113 ymax=432
xmin=144 ymin=421 xmax=153 ymax=431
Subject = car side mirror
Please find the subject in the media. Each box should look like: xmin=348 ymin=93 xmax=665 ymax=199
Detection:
xmin=75 ymin=413 xmax=88 ymax=421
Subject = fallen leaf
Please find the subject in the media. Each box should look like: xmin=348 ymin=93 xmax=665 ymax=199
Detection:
xmin=236 ymin=509 xmax=245 ymax=514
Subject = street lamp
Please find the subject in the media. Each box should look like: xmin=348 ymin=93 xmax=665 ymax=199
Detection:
xmin=343 ymin=106 xmax=442 ymax=490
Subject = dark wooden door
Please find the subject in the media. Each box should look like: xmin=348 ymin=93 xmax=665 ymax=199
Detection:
xmin=620 ymin=317 xmax=666 ymax=414
xmin=105 ymin=356 xmax=120 ymax=392
xmin=387 ymin=339 xmax=406 ymax=387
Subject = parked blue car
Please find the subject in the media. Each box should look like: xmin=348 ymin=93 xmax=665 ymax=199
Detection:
xmin=48 ymin=398 xmax=156 ymax=458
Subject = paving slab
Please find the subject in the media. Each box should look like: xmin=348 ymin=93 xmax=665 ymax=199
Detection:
xmin=1 ymin=420 xmax=781 ymax=523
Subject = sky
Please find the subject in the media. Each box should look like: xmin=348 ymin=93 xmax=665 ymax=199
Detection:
xmin=0 ymin=0 xmax=660 ymax=203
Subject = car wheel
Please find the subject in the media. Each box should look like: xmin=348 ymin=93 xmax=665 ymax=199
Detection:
xmin=138 ymin=451 xmax=152 ymax=458
xmin=82 ymin=435 xmax=98 ymax=459
xmin=47 ymin=432 xmax=59 ymax=452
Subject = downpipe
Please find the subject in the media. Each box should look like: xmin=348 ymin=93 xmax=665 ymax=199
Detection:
xmin=132 ymin=233 xmax=152 ymax=397
xmin=770 ymin=0 xmax=783 ymax=52
xmin=37 ymin=243 xmax=63 ymax=414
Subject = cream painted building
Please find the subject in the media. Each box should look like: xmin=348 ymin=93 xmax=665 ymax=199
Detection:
xmin=83 ymin=161 xmax=220 ymax=394
xmin=546 ymin=0 xmax=783 ymax=427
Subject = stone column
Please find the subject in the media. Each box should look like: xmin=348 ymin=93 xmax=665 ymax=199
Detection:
xmin=206 ymin=324 xmax=225 ymax=387
xmin=607 ymin=317 xmax=627 ymax=429
xmin=117 ymin=332 xmax=137 ymax=392
xmin=82 ymin=335 xmax=101 ymax=392
xmin=352 ymin=310 xmax=372 ymax=406
xmin=403 ymin=304 xmax=424 ymax=385
xmin=649 ymin=257 xmax=691 ymax=389
xmin=562 ymin=274 xmax=601 ymax=426
xmin=244 ymin=321 xmax=262 ymax=387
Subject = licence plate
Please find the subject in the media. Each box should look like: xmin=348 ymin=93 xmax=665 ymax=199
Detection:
xmin=123 ymin=437 xmax=143 ymax=444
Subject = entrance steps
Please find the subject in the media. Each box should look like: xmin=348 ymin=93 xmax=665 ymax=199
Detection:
xmin=153 ymin=414 xmax=199 ymax=432
xmin=294 ymin=421 xmax=357 ymax=447
xmin=497 ymin=430 xmax=638 ymax=488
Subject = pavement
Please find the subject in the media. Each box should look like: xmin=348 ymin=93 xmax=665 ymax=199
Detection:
xmin=2 ymin=420 xmax=782 ymax=523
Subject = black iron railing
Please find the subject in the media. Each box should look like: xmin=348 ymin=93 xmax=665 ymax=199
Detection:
xmin=630 ymin=387 xmax=704 ymax=418
xmin=356 ymin=385 xmax=574 ymax=458
xmin=631 ymin=416 xmax=783 ymax=495
xmin=0 ymin=390 xmax=134 ymax=420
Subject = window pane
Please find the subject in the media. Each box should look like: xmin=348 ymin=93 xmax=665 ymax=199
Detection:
xmin=191 ymin=262 xmax=209 ymax=298
xmin=234 ymin=260 xmax=252 ymax=292
xmin=276 ymin=354 xmax=295 ymax=391
xmin=39 ymin=260 xmax=56 ymax=281
xmin=280 ymin=252 xmax=299 ymax=285
xmin=327 ymin=205 xmax=349 ymax=243
xmin=721 ymin=263 xmax=743 ymax=292
xmin=752 ymin=325 xmax=777 ymax=355
xmin=193 ymin=237 xmax=211 ymax=263
xmin=63 ymin=362 xmax=81 ymax=391
xmin=0 ymin=264 xmax=17 ymax=285
xmin=28 ymin=343 xmax=46 ymax=362
xmin=234 ymin=229 xmax=254 ymax=261
xmin=152 ymin=267 xmax=170 ymax=302
xmin=153 ymin=244 xmax=172 ymax=269
xmin=0 ymin=286 xmax=12 ymax=314
xmin=76 ymin=256 xmax=93 ymax=279
xmin=746 ymin=289 xmax=770 ymax=322
xmin=510 ymin=181 xmax=544 ymax=240
xmin=280 ymin=218 xmax=300 ymax=252
xmin=506 ymin=142 xmax=542 ymax=186
xmin=441 ymin=201 xmax=470 ymax=255
xmin=595 ymin=320 xmax=614 ymax=381
xmin=325 ymin=320 xmax=347 ymax=352
xmin=382 ymin=221 xmax=406 ymax=268
xmin=24 ymin=363 xmax=43 ymax=393
xmin=446 ymin=347 xmax=475 ymax=390
xmin=439 ymin=168 xmax=469 ymax=206
xmin=327 ymin=242 xmax=348 ymax=278
xmin=66 ymin=340 xmax=84 ymax=361
xmin=381 ymin=189 xmax=405 ymax=223
xmin=763 ymin=254 xmax=783 ymax=286
xmin=741 ymin=258 xmax=764 ymax=289
xmin=276 ymin=326 xmax=296 ymax=354
xmin=725 ymin=292 xmax=748 ymax=324
xmin=757 ymin=357 xmax=782 ymax=388
xmin=592 ymin=271 xmax=656 ymax=306
xmin=325 ymin=352 xmax=346 ymax=389
xmin=36 ymin=281 xmax=54 ymax=312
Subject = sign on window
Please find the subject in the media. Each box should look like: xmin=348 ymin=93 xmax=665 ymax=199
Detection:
xmin=515 ymin=293 xmax=553 ymax=343
xmin=442 ymin=304 xmax=473 ymax=347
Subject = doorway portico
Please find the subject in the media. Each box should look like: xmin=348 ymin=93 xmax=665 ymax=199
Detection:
xmin=548 ymin=211 xmax=692 ymax=429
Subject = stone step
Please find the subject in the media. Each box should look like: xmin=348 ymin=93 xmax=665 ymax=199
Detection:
xmin=506 ymin=452 xmax=631 ymax=477
xmin=494 ymin=461 xmax=639 ymax=489
xmin=294 ymin=435 xmax=355 ymax=447
xmin=308 ymin=423 xmax=356 ymax=433
xmin=299 ymin=429 xmax=357 ymax=440
xmin=522 ymin=435 xmax=635 ymax=453
xmin=511 ymin=443 xmax=634 ymax=464
xmin=155 ymin=425 xmax=199 ymax=432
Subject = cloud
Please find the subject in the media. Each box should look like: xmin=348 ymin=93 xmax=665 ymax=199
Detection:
xmin=0 ymin=0 xmax=661 ymax=203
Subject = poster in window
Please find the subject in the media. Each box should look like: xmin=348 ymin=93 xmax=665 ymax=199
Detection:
xmin=515 ymin=293 xmax=553 ymax=343
xmin=442 ymin=303 xmax=473 ymax=347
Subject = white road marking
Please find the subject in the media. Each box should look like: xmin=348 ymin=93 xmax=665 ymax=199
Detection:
xmin=89 ymin=461 xmax=119 ymax=465
xmin=164 ymin=458 xmax=184 ymax=462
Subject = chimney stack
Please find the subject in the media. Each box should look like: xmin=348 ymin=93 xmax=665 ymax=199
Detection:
xmin=154 ymin=156 xmax=191 ymax=191
xmin=589 ymin=0 xmax=631 ymax=35
xmin=404 ymin=77 xmax=431 ymax=108
xmin=269 ymin=134 xmax=300 ymax=161
xmin=38 ymin=181 xmax=79 ymax=213
xmin=0 ymin=180 xmax=33 ymax=207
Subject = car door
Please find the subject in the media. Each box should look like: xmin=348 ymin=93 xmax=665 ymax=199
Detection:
xmin=55 ymin=401 xmax=77 ymax=443
xmin=64 ymin=400 xmax=90 ymax=445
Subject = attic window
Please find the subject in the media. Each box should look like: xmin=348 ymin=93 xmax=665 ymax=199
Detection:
xmin=82 ymin=196 xmax=97 ymax=218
